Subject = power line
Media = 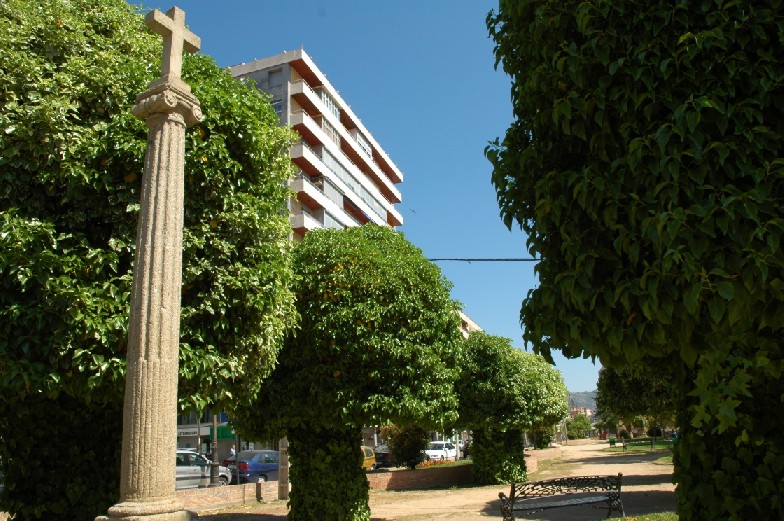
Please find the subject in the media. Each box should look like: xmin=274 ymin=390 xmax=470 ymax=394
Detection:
xmin=428 ymin=258 xmax=539 ymax=262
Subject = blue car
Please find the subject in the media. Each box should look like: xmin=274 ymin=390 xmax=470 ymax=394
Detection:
xmin=228 ymin=450 xmax=279 ymax=483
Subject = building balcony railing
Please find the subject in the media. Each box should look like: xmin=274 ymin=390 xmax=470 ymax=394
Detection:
xmin=291 ymin=141 xmax=391 ymax=227
xmin=289 ymin=81 xmax=402 ymax=204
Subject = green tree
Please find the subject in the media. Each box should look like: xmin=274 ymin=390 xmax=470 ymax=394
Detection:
xmin=567 ymin=414 xmax=592 ymax=439
xmin=486 ymin=1 xmax=784 ymax=519
xmin=596 ymin=366 xmax=677 ymax=435
xmin=457 ymin=332 xmax=568 ymax=483
xmin=234 ymin=225 xmax=462 ymax=521
xmin=0 ymin=1 xmax=297 ymax=518
xmin=384 ymin=424 xmax=429 ymax=470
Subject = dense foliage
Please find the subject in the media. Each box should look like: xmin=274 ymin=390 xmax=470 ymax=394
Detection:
xmin=0 ymin=0 xmax=297 ymax=518
xmin=384 ymin=424 xmax=429 ymax=470
xmin=486 ymin=1 xmax=784 ymax=518
xmin=457 ymin=332 xmax=568 ymax=483
xmin=596 ymin=366 xmax=677 ymax=433
xmin=235 ymin=225 xmax=462 ymax=521
xmin=567 ymin=413 xmax=592 ymax=439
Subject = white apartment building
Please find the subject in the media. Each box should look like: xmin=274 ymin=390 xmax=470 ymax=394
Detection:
xmin=230 ymin=49 xmax=404 ymax=240
xmin=177 ymin=49 xmax=405 ymax=458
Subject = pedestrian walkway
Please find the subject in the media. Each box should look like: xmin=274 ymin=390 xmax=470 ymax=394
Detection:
xmin=193 ymin=438 xmax=675 ymax=520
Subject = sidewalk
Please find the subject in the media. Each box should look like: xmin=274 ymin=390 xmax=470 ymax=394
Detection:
xmin=194 ymin=439 xmax=676 ymax=520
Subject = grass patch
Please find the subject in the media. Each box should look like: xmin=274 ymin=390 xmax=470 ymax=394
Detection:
xmin=654 ymin=455 xmax=673 ymax=465
xmin=603 ymin=444 xmax=674 ymax=454
xmin=621 ymin=513 xmax=677 ymax=521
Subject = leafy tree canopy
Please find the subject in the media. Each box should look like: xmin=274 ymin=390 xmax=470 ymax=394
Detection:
xmin=0 ymin=0 xmax=296 ymax=517
xmin=0 ymin=0 xmax=296 ymax=412
xmin=568 ymin=413 xmax=592 ymax=438
xmin=235 ymin=225 xmax=462 ymax=521
xmin=486 ymin=1 xmax=784 ymax=519
xmin=458 ymin=331 xmax=568 ymax=432
xmin=457 ymin=332 xmax=568 ymax=484
xmin=596 ymin=365 xmax=677 ymax=428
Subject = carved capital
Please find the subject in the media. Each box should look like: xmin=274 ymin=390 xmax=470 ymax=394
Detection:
xmin=132 ymin=80 xmax=202 ymax=127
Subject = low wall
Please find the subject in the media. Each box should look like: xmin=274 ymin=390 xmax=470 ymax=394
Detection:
xmin=179 ymin=464 xmax=474 ymax=512
xmin=177 ymin=481 xmax=277 ymax=512
xmin=367 ymin=463 xmax=473 ymax=491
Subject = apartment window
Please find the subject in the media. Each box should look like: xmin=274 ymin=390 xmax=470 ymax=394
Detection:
xmin=322 ymin=118 xmax=340 ymax=146
xmin=268 ymin=68 xmax=284 ymax=87
xmin=316 ymin=87 xmax=340 ymax=120
xmin=354 ymin=130 xmax=372 ymax=158
xmin=271 ymin=99 xmax=284 ymax=119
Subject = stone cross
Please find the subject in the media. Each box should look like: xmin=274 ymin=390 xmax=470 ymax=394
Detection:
xmin=147 ymin=7 xmax=199 ymax=82
xmin=96 ymin=6 xmax=201 ymax=521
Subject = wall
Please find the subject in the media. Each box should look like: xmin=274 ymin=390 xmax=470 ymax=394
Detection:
xmin=177 ymin=452 xmax=566 ymax=513
xmin=366 ymin=464 xmax=474 ymax=491
xmin=178 ymin=464 xmax=474 ymax=512
xmin=177 ymin=481 xmax=277 ymax=512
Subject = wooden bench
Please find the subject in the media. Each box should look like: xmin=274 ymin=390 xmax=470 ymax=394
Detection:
xmin=499 ymin=473 xmax=625 ymax=520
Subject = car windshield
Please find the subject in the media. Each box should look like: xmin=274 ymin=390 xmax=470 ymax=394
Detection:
xmin=236 ymin=450 xmax=256 ymax=461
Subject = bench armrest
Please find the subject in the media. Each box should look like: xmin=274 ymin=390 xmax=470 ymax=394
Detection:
xmin=498 ymin=492 xmax=514 ymax=521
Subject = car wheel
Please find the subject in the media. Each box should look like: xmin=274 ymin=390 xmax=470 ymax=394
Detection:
xmin=440 ymin=455 xmax=445 ymax=460
xmin=218 ymin=476 xmax=228 ymax=486
xmin=258 ymin=475 xmax=267 ymax=483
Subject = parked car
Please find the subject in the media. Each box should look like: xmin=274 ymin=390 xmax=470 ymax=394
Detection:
xmin=226 ymin=449 xmax=279 ymax=483
xmin=372 ymin=444 xmax=397 ymax=469
xmin=361 ymin=446 xmax=376 ymax=471
xmin=176 ymin=449 xmax=231 ymax=489
xmin=423 ymin=441 xmax=457 ymax=461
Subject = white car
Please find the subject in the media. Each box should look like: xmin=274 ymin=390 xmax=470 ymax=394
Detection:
xmin=176 ymin=449 xmax=231 ymax=489
xmin=424 ymin=441 xmax=457 ymax=461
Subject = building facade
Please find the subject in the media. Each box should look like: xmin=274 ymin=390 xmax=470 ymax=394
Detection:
xmin=231 ymin=49 xmax=404 ymax=240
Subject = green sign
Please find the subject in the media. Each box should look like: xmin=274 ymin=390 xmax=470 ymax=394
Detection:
xmin=209 ymin=425 xmax=235 ymax=441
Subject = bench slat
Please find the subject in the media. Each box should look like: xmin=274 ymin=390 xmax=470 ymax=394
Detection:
xmin=514 ymin=494 xmax=610 ymax=509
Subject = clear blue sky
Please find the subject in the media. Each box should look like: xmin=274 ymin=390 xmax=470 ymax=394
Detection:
xmin=137 ymin=0 xmax=601 ymax=392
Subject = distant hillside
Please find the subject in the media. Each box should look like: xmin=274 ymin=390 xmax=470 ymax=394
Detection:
xmin=568 ymin=391 xmax=597 ymax=410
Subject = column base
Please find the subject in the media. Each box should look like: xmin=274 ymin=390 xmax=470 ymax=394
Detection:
xmin=96 ymin=497 xmax=190 ymax=521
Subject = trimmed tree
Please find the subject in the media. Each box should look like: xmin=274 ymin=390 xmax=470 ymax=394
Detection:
xmin=596 ymin=366 xmax=677 ymax=435
xmin=234 ymin=225 xmax=463 ymax=521
xmin=567 ymin=414 xmax=593 ymax=439
xmin=384 ymin=424 xmax=429 ymax=470
xmin=486 ymin=1 xmax=784 ymax=519
xmin=457 ymin=332 xmax=568 ymax=484
xmin=0 ymin=1 xmax=297 ymax=518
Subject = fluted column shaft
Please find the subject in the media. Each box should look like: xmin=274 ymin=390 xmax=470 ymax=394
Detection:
xmin=97 ymin=82 xmax=201 ymax=521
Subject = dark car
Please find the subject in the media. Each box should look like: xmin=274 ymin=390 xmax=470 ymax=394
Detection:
xmin=373 ymin=444 xmax=397 ymax=469
xmin=226 ymin=449 xmax=279 ymax=483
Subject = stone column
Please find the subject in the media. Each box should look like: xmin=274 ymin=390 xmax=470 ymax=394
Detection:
xmin=97 ymin=7 xmax=201 ymax=521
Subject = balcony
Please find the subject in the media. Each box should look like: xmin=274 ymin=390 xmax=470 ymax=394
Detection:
xmin=290 ymin=175 xmax=330 ymax=211
xmin=289 ymin=81 xmax=402 ymax=205
xmin=290 ymin=210 xmax=322 ymax=235
xmin=291 ymin=143 xmax=395 ymax=227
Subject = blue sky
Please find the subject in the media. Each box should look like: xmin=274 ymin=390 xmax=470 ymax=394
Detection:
xmin=137 ymin=0 xmax=601 ymax=392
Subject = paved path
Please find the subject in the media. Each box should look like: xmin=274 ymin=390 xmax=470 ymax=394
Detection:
xmin=194 ymin=439 xmax=675 ymax=520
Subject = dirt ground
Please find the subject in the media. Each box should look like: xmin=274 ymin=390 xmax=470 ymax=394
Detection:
xmin=193 ymin=439 xmax=676 ymax=520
